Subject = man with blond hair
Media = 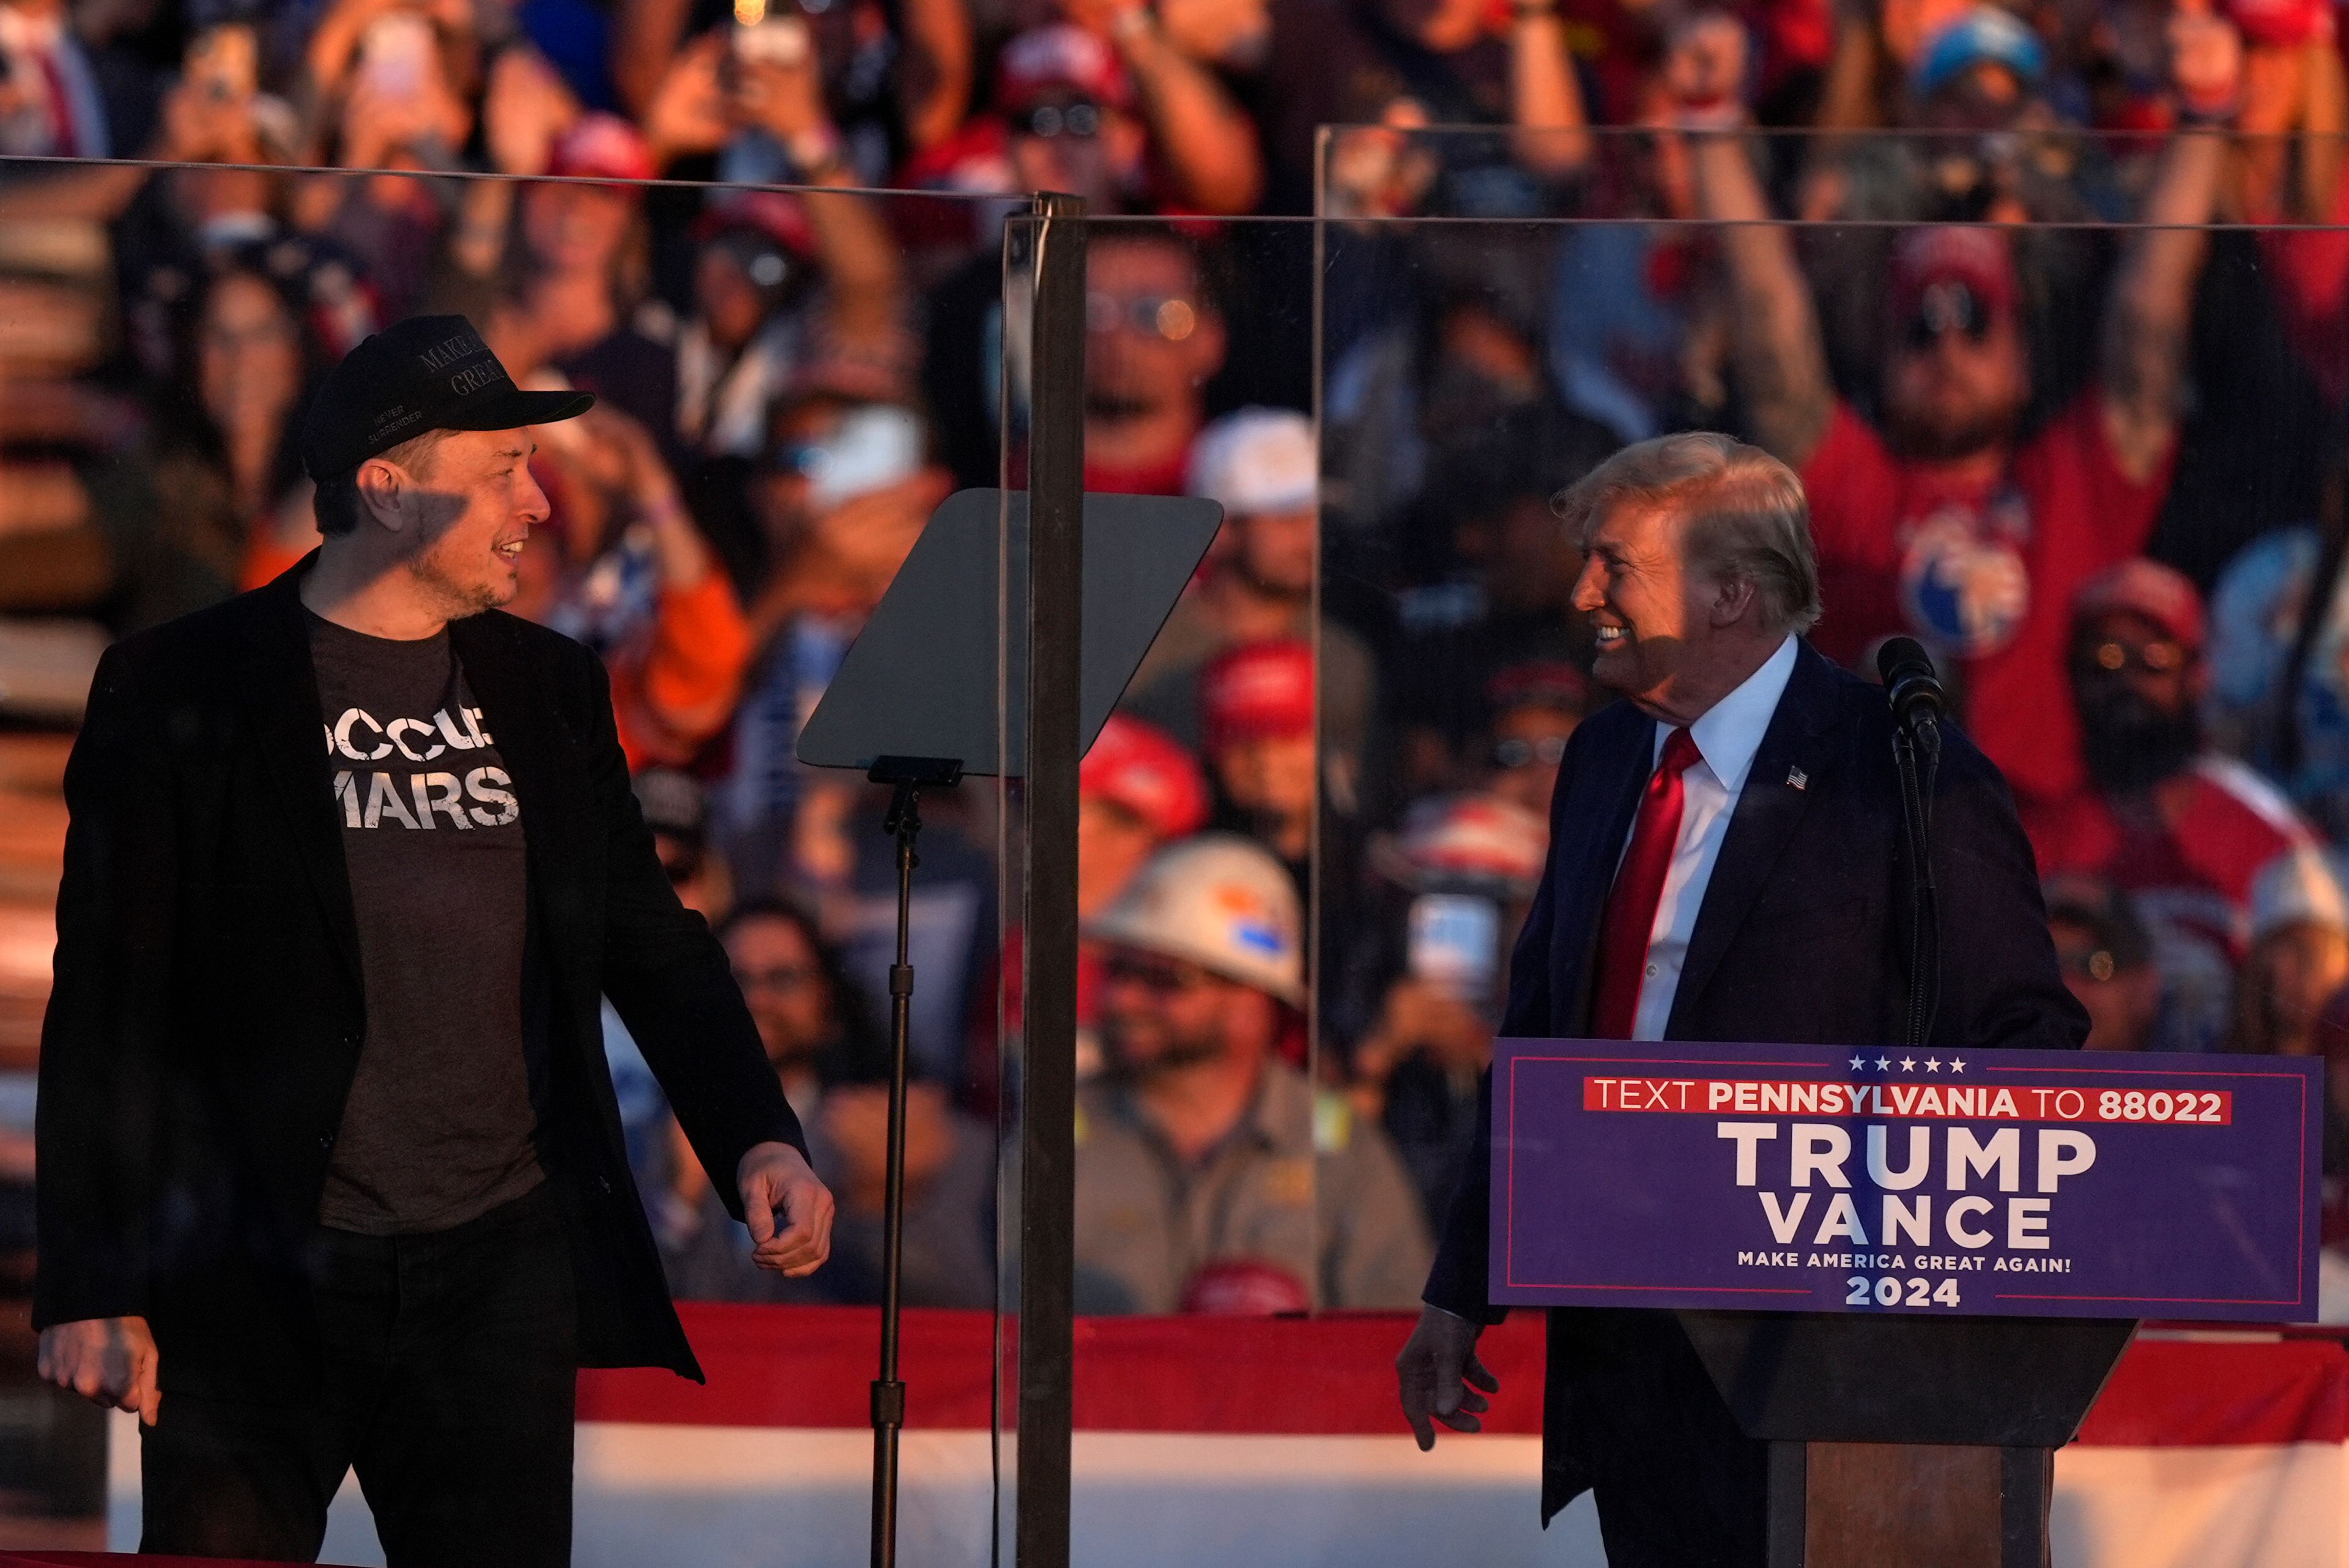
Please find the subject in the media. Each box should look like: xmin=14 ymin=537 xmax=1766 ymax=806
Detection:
xmin=1395 ymin=431 xmax=2084 ymax=1564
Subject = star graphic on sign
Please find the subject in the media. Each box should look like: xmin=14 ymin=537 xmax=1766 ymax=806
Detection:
xmin=1924 ymin=1057 xmax=1940 ymax=1072
xmin=1899 ymin=1057 xmax=1917 ymax=1072
xmin=1949 ymin=1058 xmax=1966 ymax=1074
xmin=1876 ymin=1057 xmax=1891 ymax=1071
xmin=1849 ymin=1055 xmax=1866 ymax=1070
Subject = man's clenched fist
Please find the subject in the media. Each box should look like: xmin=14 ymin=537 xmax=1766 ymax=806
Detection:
xmin=40 ymin=1316 xmax=160 ymax=1426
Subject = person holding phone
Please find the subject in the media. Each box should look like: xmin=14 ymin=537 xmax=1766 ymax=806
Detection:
xmin=508 ymin=395 xmax=757 ymax=773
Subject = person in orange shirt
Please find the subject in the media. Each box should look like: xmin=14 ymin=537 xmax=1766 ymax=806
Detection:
xmin=510 ymin=402 xmax=752 ymax=771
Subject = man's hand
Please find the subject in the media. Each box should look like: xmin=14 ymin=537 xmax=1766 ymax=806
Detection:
xmin=1396 ymin=1304 xmax=1497 ymax=1451
xmin=738 ymin=1141 xmax=836 ymax=1276
xmin=39 ymin=1317 xmax=161 ymax=1427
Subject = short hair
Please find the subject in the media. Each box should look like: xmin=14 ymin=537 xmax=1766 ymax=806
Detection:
xmin=1549 ymin=431 xmax=1822 ymax=637
xmin=312 ymin=428 xmax=455 ymax=537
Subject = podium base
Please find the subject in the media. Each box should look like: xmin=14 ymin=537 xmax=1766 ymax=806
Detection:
xmin=1768 ymin=1441 xmax=2051 ymax=1568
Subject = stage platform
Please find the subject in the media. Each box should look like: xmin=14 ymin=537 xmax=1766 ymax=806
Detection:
xmin=70 ymin=1304 xmax=2349 ymax=1567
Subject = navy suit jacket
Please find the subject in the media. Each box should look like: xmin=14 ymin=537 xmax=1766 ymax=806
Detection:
xmin=1423 ymin=640 xmax=2086 ymax=1548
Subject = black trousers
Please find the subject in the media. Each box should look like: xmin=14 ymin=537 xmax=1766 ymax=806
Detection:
xmin=140 ymin=1183 xmax=578 ymax=1566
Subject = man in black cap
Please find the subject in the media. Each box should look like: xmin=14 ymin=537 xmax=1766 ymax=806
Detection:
xmin=33 ymin=316 xmax=835 ymax=1566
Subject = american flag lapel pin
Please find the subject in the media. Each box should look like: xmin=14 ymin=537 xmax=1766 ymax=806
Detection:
xmin=1786 ymin=767 xmax=1809 ymax=791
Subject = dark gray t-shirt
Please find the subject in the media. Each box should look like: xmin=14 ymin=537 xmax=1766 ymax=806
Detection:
xmin=308 ymin=612 xmax=541 ymax=1235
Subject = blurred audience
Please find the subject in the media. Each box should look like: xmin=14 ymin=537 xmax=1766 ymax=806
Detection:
xmin=651 ymin=901 xmax=995 ymax=1307
xmin=16 ymin=0 xmax=2349 ymax=1323
xmin=1124 ymin=407 xmax=1376 ymax=774
xmin=1691 ymin=53 xmax=2224 ymax=845
xmin=1074 ymin=834 xmax=1431 ymax=1313
xmin=2037 ymin=560 xmax=2347 ymax=1052
xmin=1081 ymin=223 xmax=1226 ymax=495
xmin=1080 ymin=713 xmax=1211 ymax=921
xmin=2044 ymin=876 xmax=2162 ymax=1052
xmin=1197 ymin=638 xmax=1316 ymax=890
xmin=2233 ymin=855 xmax=2349 ymax=1057
xmin=1347 ymin=792 xmax=1546 ymax=1225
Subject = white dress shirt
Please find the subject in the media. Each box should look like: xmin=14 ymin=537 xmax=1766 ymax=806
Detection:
xmin=1624 ymin=635 xmax=1800 ymax=1041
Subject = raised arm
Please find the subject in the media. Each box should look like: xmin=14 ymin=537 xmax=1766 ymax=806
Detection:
xmin=610 ymin=0 xmax=698 ymax=117
xmin=1506 ymin=0 xmax=1594 ymax=177
xmin=1108 ymin=5 xmax=1264 ymax=214
xmin=899 ymin=0 xmax=976 ymax=152
xmin=729 ymin=49 xmax=908 ymax=349
xmin=1688 ymin=110 xmax=1836 ymax=467
xmin=2099 ymin=7 xmax=2235 ymax=485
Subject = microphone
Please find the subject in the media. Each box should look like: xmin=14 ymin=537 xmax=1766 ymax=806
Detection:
xmin=1876 ymin=637 xmax=1946 ymax=743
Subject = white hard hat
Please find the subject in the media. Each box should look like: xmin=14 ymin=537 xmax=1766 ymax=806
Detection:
xmin=1084 ymin=833 xmax=1304 ymax=1006
xmin=1186 ymin=407 xmax=1317 ymax=518
xmin=2251 ymin=845 xmax=2349 ymax=943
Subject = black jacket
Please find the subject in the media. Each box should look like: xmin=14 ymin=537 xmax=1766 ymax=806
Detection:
xmin=34 ymin=561 xmax=804 ymax=1398
xmin=1423 ymin=641 xmax=2087 ymax=1563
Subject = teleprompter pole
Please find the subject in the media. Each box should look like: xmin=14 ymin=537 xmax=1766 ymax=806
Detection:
xmin=868 ymin=754 xmax=962 ymax=1568
xmin=1015 ymin=189 xmax=1086 ymax=1568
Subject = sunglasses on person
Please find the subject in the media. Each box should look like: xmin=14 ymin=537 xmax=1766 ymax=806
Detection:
xmin=1086 ymin=292 xmax=1198 ymax=342
xmin=1102 ymin=952 xmax=1216 ymax=996
xmin=1494 ymin=735 xmax=1570 ymax=770
xmin=1903 ymin=280 xmax=1992 ymax=351
xmin=2079 ymin=637 xmax=2188 ymax=677
xmin=1022 ymin=102 xmax=1101 ymax=139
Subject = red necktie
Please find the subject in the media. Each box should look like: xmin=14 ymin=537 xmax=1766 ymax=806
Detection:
xmin=1589 ymin=726 xmax=1702 ymax=1039
xmin=33 ymin=48 xmax=80 ymax=157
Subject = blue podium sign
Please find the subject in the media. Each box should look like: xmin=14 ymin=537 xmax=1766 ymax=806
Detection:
xmin=1490 ymin=1040 xmax=2322 ymax=1322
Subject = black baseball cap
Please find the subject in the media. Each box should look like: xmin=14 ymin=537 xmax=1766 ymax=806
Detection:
xmin=299 ymin=315 xmax=593 ymax=480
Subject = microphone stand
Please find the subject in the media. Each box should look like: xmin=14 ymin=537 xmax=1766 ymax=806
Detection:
xmin=1891 ymin=716 xmax=1941 ymax=1052
xmin=864 ymin=754 xmax=962 ymax=1568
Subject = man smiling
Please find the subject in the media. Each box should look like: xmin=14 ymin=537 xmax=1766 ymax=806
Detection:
xmin=35 ymin=317 xmax=833 ymax=1566
xmin=1395 ymin=431 xmax=2083 ymax=1565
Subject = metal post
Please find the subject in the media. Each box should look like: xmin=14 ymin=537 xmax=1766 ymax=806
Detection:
xmin=871 ymin=781 xmax=918 ymax=1568
xmin=1015 ymin=190 xmax=1086 ymax=1568
xmin=866 ymin=756 xmax=960 ymax=1568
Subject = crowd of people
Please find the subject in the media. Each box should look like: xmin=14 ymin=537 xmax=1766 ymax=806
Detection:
xmin=11 ymin=0 xmax=2349 ymax=1315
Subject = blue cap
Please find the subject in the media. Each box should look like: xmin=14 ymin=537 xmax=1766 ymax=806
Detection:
xmin=1912 ymin=7 xmax=2046 ymax=100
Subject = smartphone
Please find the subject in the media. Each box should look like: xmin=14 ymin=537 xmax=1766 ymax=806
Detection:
xmin=733 ymin=0 xmax=812 ymax=68
xmin=357 ymin=12 xmax=437 ymax=100
xmin=186 ymin=23 xmax=258 ymax=103
xmin=1406 ymin=894 xmax=1500 ymax=1001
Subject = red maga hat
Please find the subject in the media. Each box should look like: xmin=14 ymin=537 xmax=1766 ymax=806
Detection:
xmin=1888 ymin=226 xmax=2019 ymax=324
xmin=1200 ymin=639 xmax=1315 ymax=752
xmin=1081 ymin=713 xmax=1209 ymax=839
xmin=547 ymin=113 xmax=656 ymax=185
xmin=995 ymin=24 xmax=1133 ymax=114
xmin=2071 ymin=558 xmax=2205 ymax=651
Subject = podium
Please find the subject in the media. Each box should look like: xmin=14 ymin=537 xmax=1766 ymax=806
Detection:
xmin=1486 ymin=1036 xmax=2320 ymax=1568
xmin=1676 ymin=1310 xmax=2135 ymax=1567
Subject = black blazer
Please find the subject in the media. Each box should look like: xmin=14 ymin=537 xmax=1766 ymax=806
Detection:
xmin=1423 ymin=641 xmax=2087 ymax=1553
xmin=34 ymin=561 xmax=804 ymax=1398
